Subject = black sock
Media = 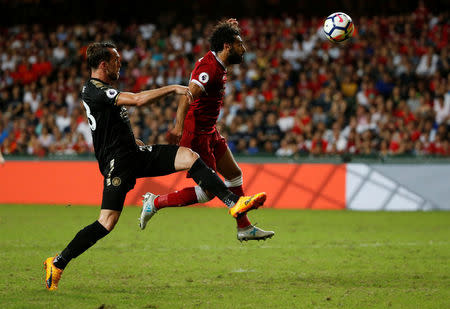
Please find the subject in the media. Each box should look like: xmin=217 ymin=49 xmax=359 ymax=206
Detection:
xmin=54 ymin=220 xmax=110 ymax=269
xmin=189 ymin=159 xmax=239 ymax=208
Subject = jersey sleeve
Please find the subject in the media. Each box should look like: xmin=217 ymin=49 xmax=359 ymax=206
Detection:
xmin=190 ymin=60 xmax=217 ymax=94
xmin=99 ymin=87 xmax=121 ymax=106
xmin=83 ymin=81 xmax=121 ymax=109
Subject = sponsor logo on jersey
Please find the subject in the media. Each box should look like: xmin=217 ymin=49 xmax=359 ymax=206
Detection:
xmin=199 ymin=72 xmax=209 ymax=84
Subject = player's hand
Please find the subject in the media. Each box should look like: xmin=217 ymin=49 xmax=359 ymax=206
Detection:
xmin=166 ymin=127 xmax=182 ymax=145
xmin=173 ymin=86 xmax=193 ymax=103
xmin=227 ymin=18 xmax=239 ymax=27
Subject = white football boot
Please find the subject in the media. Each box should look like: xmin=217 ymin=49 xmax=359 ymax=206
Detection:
xmin=139 ymin=192 xmax=159 ymax=230
xmin=237 ymin=225 xmax=275 ymax=242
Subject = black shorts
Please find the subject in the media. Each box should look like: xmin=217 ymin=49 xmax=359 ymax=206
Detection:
xmin=101 ymin=144 xmax=179 ymax=211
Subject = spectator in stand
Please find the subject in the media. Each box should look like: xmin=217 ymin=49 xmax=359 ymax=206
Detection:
xmin=434 ymin=95 xmax=450 ymax=125
xmin=416 ymin=47 xmax=439 ymax=77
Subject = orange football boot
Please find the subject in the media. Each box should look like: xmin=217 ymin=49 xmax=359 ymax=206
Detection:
xmin=229 ymin=192 xmax=267 ymax=218
xmin=44 ymin=256 xmax=63 ymax=291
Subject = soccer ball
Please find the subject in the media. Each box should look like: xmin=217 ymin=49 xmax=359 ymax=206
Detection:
xmin=323 ymin=12 xmax=355 ymax=43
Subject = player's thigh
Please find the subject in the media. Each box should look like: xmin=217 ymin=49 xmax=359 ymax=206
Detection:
xmin=135 ymin=144 xmax=180 ymax=178
xmin=101 ymin=183 xmax=129 ymax=212
xmin=216 ymin=147 xmax=242 ymax=180
xmin=101 ymin=158 xmax=136 ymax=212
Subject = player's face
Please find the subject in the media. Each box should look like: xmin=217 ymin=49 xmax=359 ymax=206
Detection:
xmin=227 ymin=35 xmax=246 ymax=65
xmin=106 ymin=48 xmax=121 ymax=81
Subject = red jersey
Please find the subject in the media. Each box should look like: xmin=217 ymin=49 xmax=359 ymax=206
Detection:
xmin=185 ymin=51 xmax=227 ymax=134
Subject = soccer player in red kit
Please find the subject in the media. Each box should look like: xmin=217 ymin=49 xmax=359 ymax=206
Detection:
xmin=139 ymin=19 xmax=274 ymax=241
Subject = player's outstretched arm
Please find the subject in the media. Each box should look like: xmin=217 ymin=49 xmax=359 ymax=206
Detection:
xmin=167 ymin=82 xmax=203 ymax=144
xmin=116 ymin=85 xmax=192 ymax=107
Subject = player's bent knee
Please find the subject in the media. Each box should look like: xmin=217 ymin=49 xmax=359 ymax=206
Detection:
xmin=98 ymin=211 xmax=121 ymax=231
xmin=175 ymin=147 xmax=199 ymax=171
xmin=190 ymin=150 xmax=200 ymax=162
xmin=98 ymin=218 xmax=118 ymax=231
xmin=107 ymin=220 xmax=119 ymax=231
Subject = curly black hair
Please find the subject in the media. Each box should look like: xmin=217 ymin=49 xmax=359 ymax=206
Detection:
xmin=209 ymin=21 xmax=240 ymax=52
xmin=86 ymin=42 xmax=116 ymax=69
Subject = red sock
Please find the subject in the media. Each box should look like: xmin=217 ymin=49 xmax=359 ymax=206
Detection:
xmin=154 ymin=187 xmax=198 ymax=210
xmin=229 ymin=185 xmax=252 ymax=228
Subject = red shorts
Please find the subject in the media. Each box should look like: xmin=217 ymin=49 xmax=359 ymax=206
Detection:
xmin=180 ymin=129 xmax=228 ymax=172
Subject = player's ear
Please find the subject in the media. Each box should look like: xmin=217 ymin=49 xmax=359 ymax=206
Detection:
xmin=223 ymin=42 xmax=231 ymax=51
xmin=98 ymin=60 xmax=107 ymax=70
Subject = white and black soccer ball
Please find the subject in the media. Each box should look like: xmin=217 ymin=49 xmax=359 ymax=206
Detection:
xmin=323 ymin=12 xmax=355 ymax=43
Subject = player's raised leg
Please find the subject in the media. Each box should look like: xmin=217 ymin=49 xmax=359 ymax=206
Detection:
xmin=139 ymin=146 xmax=266 ymax=229
xmin=217 ymin=148 xmax=275 ymax=241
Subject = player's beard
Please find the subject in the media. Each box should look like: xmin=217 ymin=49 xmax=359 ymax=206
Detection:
xmin=227 ymin=48 xmax=243 ymax=65
xmin=107 ymin=67 xmax=119 ymax=81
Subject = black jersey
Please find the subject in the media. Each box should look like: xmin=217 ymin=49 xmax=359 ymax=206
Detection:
xmin=81 ymin=78 xmax=138 ymax=175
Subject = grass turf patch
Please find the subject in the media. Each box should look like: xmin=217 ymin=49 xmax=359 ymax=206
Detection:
xmin=0 ymin=204 xmax=449 ymax=308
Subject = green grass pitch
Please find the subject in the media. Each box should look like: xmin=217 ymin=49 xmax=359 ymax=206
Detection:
xmin=0 ymin=204 xmax=449 ymax=308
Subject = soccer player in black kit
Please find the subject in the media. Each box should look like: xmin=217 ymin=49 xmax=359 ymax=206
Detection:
xmin=44 ymin=42 xmax=267 ymax=290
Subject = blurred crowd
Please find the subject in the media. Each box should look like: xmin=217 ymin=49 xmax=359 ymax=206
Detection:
xmin=0 ymin=3 xmax=449 ymax=158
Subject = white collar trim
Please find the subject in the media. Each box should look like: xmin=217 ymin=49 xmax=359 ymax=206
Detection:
xmin=211 ymin=51 xmax=226 ymax=70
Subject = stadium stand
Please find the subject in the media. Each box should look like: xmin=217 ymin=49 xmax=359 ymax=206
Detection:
xmin=0 ymin=4 xmax=448 ymax=157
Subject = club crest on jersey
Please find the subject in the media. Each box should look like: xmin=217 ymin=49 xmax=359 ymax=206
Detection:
xmin=112 ymin=177 xmax=121 ymax=186
xmin=106 ymin=88 xmax=118 ymax=99
xmin=199 ymin=72 xmax=209 ymax=84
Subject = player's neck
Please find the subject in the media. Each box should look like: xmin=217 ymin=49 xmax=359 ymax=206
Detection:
xmin=216 ymin=50 xmax=229 ymax=67
xmin=91 ymin=70 xmax=111 ymax=84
